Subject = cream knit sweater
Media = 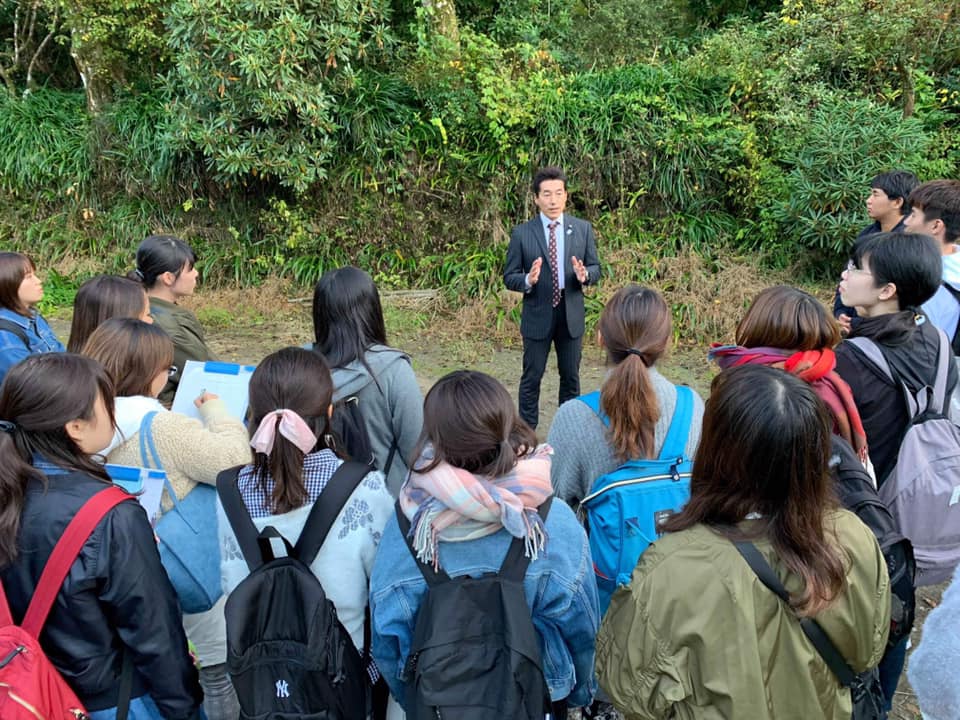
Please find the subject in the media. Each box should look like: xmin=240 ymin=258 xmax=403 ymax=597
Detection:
xmin=105 ymin=395 xmax=251 ymax=667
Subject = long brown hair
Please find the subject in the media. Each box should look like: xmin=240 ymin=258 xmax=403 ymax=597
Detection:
xmin=598 ymin=285 xmax=672 ymax=460
xmin=81 ymin=318 xmax=173 ymax=397
xmin=68 ymin=275 xmax=149 ymax=353
xmin=413 ymin=370 xmax=537 ymax=477
xmin=736 ymin=285 xmax=841 ymax=350
xmin=0 ymin=354 xmax=115 ymax=566
xmin=662 ymin=365 xmax=846 ymax=617
xmin=0 ymin=252 xmax=34 ymax=316
xmin=247 ymin=347 xmax=336 ymax=514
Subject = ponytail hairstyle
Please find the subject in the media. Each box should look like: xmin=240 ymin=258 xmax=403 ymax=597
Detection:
xmin=0 ymin=252 xmax=36 ymax=316
xmin=130 ymin=235 xmax=197 ymax=290
xmin=0 ymin=353 xmax=115 ymax=566
xmin=67 ymin=275 xmax=150 ymax=353
xmin=598 ymin=285 xmax=672 ymax=460
xmin=412 ymin=370 xmax=537 ymax=477
xmin=662 ymin=365 xmax=846 ymax=617
xmin=247 ymin=347 xmax=337 ymax=514
xmin=81 ymin=318 xmax=174 ymax=398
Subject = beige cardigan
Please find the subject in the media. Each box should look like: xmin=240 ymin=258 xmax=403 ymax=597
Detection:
xmin=107 ymin=397 xmax=251 ymax=506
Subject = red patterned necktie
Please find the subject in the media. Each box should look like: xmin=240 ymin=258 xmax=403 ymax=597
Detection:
xmin=548 ymin=221 xmax=560 ymax=307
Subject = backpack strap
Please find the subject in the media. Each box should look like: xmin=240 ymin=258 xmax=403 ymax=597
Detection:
xmin=658 ymin=386 xmax=694 ymax=461
xmin=930 ymin=327 xmax=951 ymax=415
xmin=941 ymin=282 xmax=960 ymax=355
xmin=498 ymin=497 xmax=553 ymax=582
xmin=732 ymin=541 xmax=857 ymax=689
xmin=294 ymin=460 xmax=370 ymax=566
xmin=20 ymin=485 xmax=131 ymax=638
xmin=576 ymin=391 xmax=606 ymax=425
xmin=217 ymin=466 xmax=263 ymax=572
xmin=395 ymin=501 xmax=451 ymax=586
xmin=0 ymin=319 xmax=29 ymax=349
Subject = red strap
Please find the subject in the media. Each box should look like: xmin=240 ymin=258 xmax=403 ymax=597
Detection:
xmin=0 ymin=581 xmax=13 ymax=626
xmin=21 ymin=485 xmax=131 ymax=638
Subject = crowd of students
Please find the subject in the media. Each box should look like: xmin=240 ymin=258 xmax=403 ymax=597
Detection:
xmin=0 ymin=183 xmax=957 ymax=720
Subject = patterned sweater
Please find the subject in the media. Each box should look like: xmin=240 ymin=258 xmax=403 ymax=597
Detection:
xmin=218 ymin=449 xmax=393 ymax=650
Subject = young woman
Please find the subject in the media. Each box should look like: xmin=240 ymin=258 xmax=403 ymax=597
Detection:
xmin=81 ymin=317 xmax=249 ymax=720
xmin=0 ymin=353 xmax=203 ymax=720
xmin=370 ymin=370 xmax=600 ymax=716
xmin=547 ymin=284 xmax=704 ymax=507
xmin=0 ymin=252 xmax=65 ymax=384
xmin=596 ymin=365 xmax=890 ymax=719
xmin=67 ymin=274 xmax=153 ymax=352
xmin=130 ymin=235 xmax=213 ymax=405
xmin=709 ymin=285 xmax=868 ymax=464
xmin=312 ymin=266 xmax=423 ymax=495
xmin=218 ymin=346 xmax=392 ymax=657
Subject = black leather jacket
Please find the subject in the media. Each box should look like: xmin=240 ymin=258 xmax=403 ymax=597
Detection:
xmin=0 ymin=468 xmax=203 ymax=718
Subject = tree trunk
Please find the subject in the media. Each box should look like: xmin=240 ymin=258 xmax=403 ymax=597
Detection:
xmin=69 ymin=24 xmax=113 ymax=114
xmin=422 ymin=0 xmax=460 ymax=52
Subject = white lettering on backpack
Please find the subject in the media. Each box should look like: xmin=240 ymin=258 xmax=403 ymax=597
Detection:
xmin=951 ymin=486 xmax=960 ymax=507
xmin=276 ymin=680 xmax=290 ymax=698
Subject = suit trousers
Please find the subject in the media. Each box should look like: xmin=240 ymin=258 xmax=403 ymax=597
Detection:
xmin=519 ymin=299 xmax=582 ymax=430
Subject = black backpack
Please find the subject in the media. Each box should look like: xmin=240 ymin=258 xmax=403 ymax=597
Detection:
xmin=0 ymin=319 xmax=29 ymax=349
xmin=396 ymin=498 xmax=553 ymax=720
xmin=329 ymin=394 xmax=398 ymax=472
xmin=830 ymin=435 xmax=916 ymax=647
xmin=217 ymin=461 xmax=371 ymax=720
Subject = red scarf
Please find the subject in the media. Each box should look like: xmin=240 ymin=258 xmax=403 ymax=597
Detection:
xmin=709 ymin=344 xmax=869 ymax=463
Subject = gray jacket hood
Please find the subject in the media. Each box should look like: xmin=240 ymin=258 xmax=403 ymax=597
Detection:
xmin=330 ymin=345 xmax=411 ymax=400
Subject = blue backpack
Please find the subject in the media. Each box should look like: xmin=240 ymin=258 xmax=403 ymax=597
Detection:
xmin=578 ymin=386 xmax=695 ymax=613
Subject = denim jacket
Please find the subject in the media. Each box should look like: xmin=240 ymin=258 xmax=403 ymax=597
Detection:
xmin=370 ymin=498 xmax=600 ymax=709
xmin=0 ymin=307 xmax=64 ymax=383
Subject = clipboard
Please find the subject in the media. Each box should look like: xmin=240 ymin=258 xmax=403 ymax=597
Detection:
xmin=106 ymin=464 xmax=167 ymax=526
xmin=170 ymin=360 xmax=256 ymax=422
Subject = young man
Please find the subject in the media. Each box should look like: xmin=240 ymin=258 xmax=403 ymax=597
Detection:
xmin=835 ymin=170 xmax=919 ymax=327
xmin=503 ymin=166 xmax=601 ymax=430
xmin=835 ymin=231 xmax=957 ymax=712
xmin=903 ymin=179 xmax=960 ymax=341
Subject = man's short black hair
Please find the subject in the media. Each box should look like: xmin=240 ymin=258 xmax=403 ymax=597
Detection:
xmin=853 ymin=231 xmax=942 ymax=309
xmin=532 ymin=166 xmax=567 ymax=195
xmin=870 ymin=170 xmax=920 ymax=216
xmin=908 ymin=179 xmax=960 ymax=244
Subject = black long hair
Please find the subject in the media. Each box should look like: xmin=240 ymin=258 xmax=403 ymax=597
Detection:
xmin=312 ymin=266 xmax=388 ymax=369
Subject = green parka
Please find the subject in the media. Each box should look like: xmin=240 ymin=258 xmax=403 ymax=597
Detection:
xmin=149 ymin=296 xmax=215 ymax=405
xmin=596 ymin=509 xmax=890 ymax=719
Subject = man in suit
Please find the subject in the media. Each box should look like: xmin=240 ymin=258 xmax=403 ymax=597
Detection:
xmin=504 ymin=166 xmax=601 ymax=430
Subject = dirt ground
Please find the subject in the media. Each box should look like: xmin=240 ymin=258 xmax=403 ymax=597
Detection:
xmin=48 ymin=287 xmax=943 ymax=719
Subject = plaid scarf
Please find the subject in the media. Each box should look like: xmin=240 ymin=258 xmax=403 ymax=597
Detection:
xmin=399 ymin=444 xmax=554 ymax=570
xmin=709 ymin=344 xmax=869 ymax=463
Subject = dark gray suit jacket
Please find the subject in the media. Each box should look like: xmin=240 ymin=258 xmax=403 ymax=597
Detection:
xmin=503 ymin=214 xmax=601 ymax=340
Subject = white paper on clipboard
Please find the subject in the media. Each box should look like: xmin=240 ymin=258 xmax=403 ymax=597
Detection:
xmin=106 ymin=464 xmax=167 ymax=526
xmin=170 ymin=360 xmax=256 ymax=422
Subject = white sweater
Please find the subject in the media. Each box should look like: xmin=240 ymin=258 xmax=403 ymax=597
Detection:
xmin=218 ymin=464 xmax=393 ymax=650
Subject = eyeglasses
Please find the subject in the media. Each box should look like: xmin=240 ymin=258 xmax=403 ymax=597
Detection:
xmin=845 ymin=260 xmax=873 ymax=276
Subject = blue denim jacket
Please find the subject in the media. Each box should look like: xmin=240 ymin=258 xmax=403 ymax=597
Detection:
xmin=370 ymin=498 xmax=600 ymax=709
xmin=0 ymin=307 xmax=65 ymax=384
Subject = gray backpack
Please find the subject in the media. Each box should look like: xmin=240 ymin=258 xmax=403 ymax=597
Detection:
xmin=849 ymin=329 xmax=960 ymax=586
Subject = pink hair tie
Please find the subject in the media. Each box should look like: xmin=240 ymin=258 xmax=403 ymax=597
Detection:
xmin=250 ymin=409 xmax=318 ymax=456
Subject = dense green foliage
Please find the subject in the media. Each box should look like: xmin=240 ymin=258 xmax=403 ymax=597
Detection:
xmin=1 ymin=0 xmax=959 ymax=294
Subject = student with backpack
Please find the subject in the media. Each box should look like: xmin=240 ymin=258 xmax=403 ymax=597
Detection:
xmin=835 ymin=231 xmax=960 ymax=709
xmin=710 ymin=284 xmax=916 ymax=709
xmin=547 ymin=284 xmax=704 ymax=509
xmin=130 ymin=235 xmax=214 ymax=405
xmin=597 ymin=365 xmax=891 ymax=720
xmin=312 ymin=266 xmax=423 ymax=494
xmin=0 ymin=353 xmax=203 ymax=720
xmin=0 ymin=252 xmax=65 ymax=384
xmin=216 ymin=347 xmax=392 ymax=719
xmin=82 ymin=318 xmax=250 ymax=720
xmin=67 ymin=274 xmax=153 ymax=352
xmin=370 ymin=370 xmax=600 ymax=719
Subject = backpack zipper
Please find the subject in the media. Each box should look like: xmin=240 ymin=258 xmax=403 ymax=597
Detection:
xmin=581 ymin=470 xmax=692 ymax=504
xmin=0 ymin=645 xmax=24 ymax=669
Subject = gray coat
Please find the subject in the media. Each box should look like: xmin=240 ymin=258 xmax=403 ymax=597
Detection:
xmin=331 ymin=345 xmax=423 ymax=495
